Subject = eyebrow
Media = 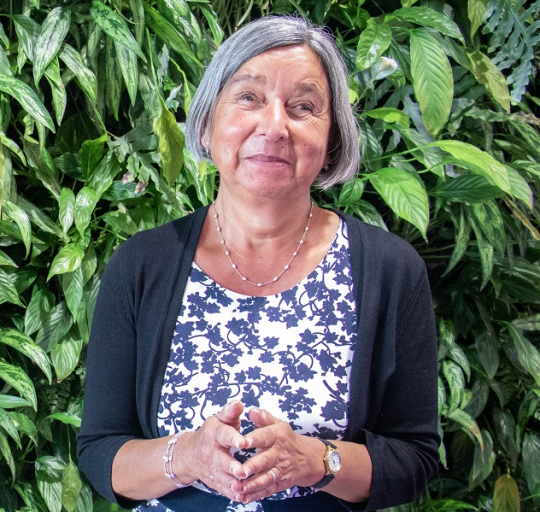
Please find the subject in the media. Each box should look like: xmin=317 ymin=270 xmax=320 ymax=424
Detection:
xmin=224 ymin=73 xmax=328 ymax=98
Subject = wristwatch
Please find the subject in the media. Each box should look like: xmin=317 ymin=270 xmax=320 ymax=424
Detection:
xmin=312 ymin=438 xmax=342 ymax=489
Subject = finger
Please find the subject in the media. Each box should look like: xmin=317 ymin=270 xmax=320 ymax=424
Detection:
xmin=239 ymin=470 xmax=281 ymax=504
xmin=216 ymin=400 xmax=245 ymax=429
xmin=202 ymin=468 xmax=244 ymax=501
xmin=248 ymin=406 xmax=277 ymax=428
xmin=210 ymin=415 xmax=247 ymax=451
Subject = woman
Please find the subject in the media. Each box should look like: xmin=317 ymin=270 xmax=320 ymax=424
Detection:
xmin=77 ymin=15 xmax=439 ymax=512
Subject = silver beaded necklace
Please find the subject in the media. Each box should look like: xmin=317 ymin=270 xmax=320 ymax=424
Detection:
xmin=211 ymin=201 xmax=314 ymax=288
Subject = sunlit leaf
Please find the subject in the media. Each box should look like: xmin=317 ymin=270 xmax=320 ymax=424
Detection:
xmin=410 ymin=29 xmax=453 ymax=136
xmin=156 ymin=101 xmax=185 ymax=186
xmin=390 ymin=6 xmax=464 ymax=41
xmin=447 ymin=408 xmax=484 ymax=449
xmin=33 ymin=7 xmax=71 ymax=85
xmin=36 ymin=456 xmax=64 ymax=512
xmin=114 ymin=41 xmax=138 ymax=106
xmin=48 ymin=244 xmax=84 ymax=281
xmin=59 ymin=188 xmax=75 ymax=236
xmin=469 ymin=0 xmax=489 ymax=38
xmin=0 ymin=358 xmax=37 ymax=410
xmin=365 ymin=107 xmax=409 ymax=128
xmin=51 ymin=328 xmax=83 ymax=381
xmin=0 ymin=328 xmax=52 ymax=383
xmin=61 ymin=461 xmax=82 ymax=512
xmin=74 ymin=187 xmax=98 ymax=238
xmin=59 ymin=44 xmax=98 ymax=105
xmin=2 ymin=200 xmax=32 ymax=257
xmin=0 ymin=268 xmax=24 ymax=307
xmin=356 ymin=19 xmax=392 ymax=71
xmin=368 ymin=167 xmax=429 ymax=237
xmin=468 ymin=50 xmax=510 ymax=113
xmin=90 ymin=1 xmax=146 ymax=61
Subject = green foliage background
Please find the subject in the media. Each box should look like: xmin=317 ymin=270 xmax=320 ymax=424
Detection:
xmin=0 ymin=0 xmax=539 ymax=511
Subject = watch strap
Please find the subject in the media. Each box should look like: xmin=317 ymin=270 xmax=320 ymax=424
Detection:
xmin=312 ymin=438 xmax=339 ymax=489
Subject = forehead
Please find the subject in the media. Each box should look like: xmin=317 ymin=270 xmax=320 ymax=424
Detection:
xmin=225 ymin=45 xmax=330 ymax=92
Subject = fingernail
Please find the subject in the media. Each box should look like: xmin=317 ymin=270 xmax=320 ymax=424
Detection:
xmin=228 ymin=482 xmax=235 ymax=490
xmin=251 ymin=406 xmax=261 ymax=414
xmin=233 ymin=494 xmax=240 ymax=502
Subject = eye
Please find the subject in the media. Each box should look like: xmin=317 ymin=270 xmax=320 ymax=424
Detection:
xmin=239 ymin=93 xmax=257 ymax=102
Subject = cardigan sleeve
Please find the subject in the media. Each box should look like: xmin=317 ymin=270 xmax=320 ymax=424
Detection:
xmin=76 ymin=240 xmax=145 ymax=509
xmin=361 ymin=270 xmax=439 ymax=511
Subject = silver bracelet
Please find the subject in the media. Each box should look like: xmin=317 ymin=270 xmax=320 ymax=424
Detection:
xmin=163 ymin=431 xmax=192 ymax=489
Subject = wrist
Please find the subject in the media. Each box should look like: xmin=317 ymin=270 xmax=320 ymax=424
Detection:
xmin=164 ymin=431 xmax=196 ymax=488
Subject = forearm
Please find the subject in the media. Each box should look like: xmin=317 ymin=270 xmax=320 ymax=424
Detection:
xmin=322 ymin=439 xmax=372 ymax=503
xmin=111 ymin=434 xmax=195 ymax=501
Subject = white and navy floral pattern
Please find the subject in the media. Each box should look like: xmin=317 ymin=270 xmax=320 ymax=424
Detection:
xmin=135 ymin=221 xmax=357 ymax=512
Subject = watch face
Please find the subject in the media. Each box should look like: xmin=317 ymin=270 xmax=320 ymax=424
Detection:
xmin=328 ymin=450 xmax=342 ymax=472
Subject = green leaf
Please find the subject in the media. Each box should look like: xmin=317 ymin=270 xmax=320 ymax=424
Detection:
xmin=47 ymin=412 xmax=81 ymax=428
xmin=24 ymin=287 xmax=55 ymax=336
xmin=59 ymin=188 xmax=75 ymax=235
xmin=156 ymin=102 xmax=185 ymax=186
xmin=62 ymin=269 xmax=84 ymax=322
xmin=338 ymin=179 xmax=364 ymax=205
xmin=80 ymin=134 xmax=108 ymax=182
xmin=356 ymin=19 xmax=392 ymax=71
xmin=390 ymin=6 xmax=464 ymax=41
xmin=48 ymin=244 xmax=84 ymax=281
xmin=513 ymin=314 xmax=540 ymax=332
xmin=58 ymin=44 xmax=98 ymax=105
xmin=368 ymin=167 xmax=429 ymax=237
xmin=468 ymin=0 xmax=489 ymax=38
xmin=90 ymin=1 xmax=146 ymax=62
xmin=114 ymin=41 xmax=138 ymax=106
xmin=33 ymin=7 xmax=71 ymax=86
xmin=429 ymin=140 xmax=511 ymax=194
xmin=0 ymin=268 xmax=24 ymax=307
xmin=36 ymin=456 xmax=64 ymax=512
xmin=493 ymin=408 xmax=519 ymax=467
xmin=144 ymin=4 xmax=201 ymax=67
xmin=44 ymin=56 xmax=67 ymax=125
xmin=0 ymin=328 xmax=52 ymax=383
xmin=504 ymin=322 xmax=540 ymax=385
xmin=443 ymin=360 xmax=465 ymax=413
xmin=74 ymin=187 xmax=98 ymax=238
xmin=0 ymin=358 xmax=37 ymax=410
xmin=0 ymin=408 xmax=21 ymax=448
xmin=2 ymin=200 xmax=32 ymax=258
xmin=105 ymin=37 xmax=122 ymax=121
xmin=61 ymin=461 xmax=82 ymax=512
xmin=410 ymin=29 xmax=453 ymax=136
xmin=447 ymin=408 xmax=484 ymax=449
xmin=475 ymin=230 xmax=494 ymax=290
xmin=102 ymin=210 xmax=139 ymax=236
xmin=0 ymin=75 xmax=55 ymax=132
xmin=10 ymin=411 xmax=38 ymax=445
xmin=87 ymin=151 xmax=121 ymax=197
xmin=0 ymin=250 xmax=17 ymax=268
xmin=51 ymin=329 xmax=83 ymax=381
xmin=365 ymin=107 xmax=409 ymax=128
xmin=429 ymin=175 xmax=503 ymax=203
xmin=469 ymin=201 xmax=506 ymax=253
xmin=467 ymin=50 xmax=510 ymax=113
xmin=470 ymin=429 xmax=494 ymax=489
xmin=506 ymin=164 xmax=533 ymax=209
xmin=493 ymin=474 xmax=520 ymax=512
xmin=523 ymin=433 xmax=540 ymax=501
xmin=17 ymin=196 xmax=67 ymax=241
xmin=0 ymin=429 xmax=16 ymax=480
xmin=421 ymin=499 xmax=477 ymax=511
xmin=35 ymin=301 xmax=73 ymax=353
xmin=0 ymin=394 xmax=30 ymax=409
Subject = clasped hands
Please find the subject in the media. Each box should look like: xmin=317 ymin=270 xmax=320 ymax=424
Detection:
xmin=178 ymin=400 xmax=323 ymax=504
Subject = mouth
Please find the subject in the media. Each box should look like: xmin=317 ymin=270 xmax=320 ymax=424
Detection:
xmin=245 ymin=154 xmax=290 ymax=165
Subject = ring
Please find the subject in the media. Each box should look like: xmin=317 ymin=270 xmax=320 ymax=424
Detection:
xmin=268 ymin=468 xmax=278 ymax=484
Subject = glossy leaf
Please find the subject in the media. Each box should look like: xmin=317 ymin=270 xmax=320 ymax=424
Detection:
xmin=2 ymin=200 xmax=32 ymax=257
xmin=33 ymin=7 xmax=71 ymax=86
xmin=410 ymin=29 xmax=453 ymax=136
xmin=74 ymin=187 xmax=98 ymax=238
xmin=493 ymin=408 xmax=519 ymax=467
xmin=36 ymin=456 xmax=63 ymax=512
xmin=51 ymin=329 xmax=83 ymax=381
xmin=429 ymin=140 xmax=511 ymax=193
xmin=0 ymin=359 xmax=37 ymax=410
xmin=59 ymin=44 xmax=98 ymax=105
xmin=0 ymin=328 xmax=52 ymax=383
xmin=44 ymin=57 xmax=67 ymax=125
xmin=24 ymin=287 xmax=55 ymax=336
xmin=17 ymin=196 xmax=67 ymax=241
xmin=0 ymin=75 xmax=55 ymax=132
xmin=469 ymin=201 xmax=506 ymax=253
xmin=156 ymin=101 xmax=185 ymax=186
xmin=356 ymin=19 xmax=392 ymax=71
xmin=90 ymin=1 xmax=146 ymax=61
xmin=47 ymin=412 xmax=81 ymax=428
xmin=390 ymin=6 xmax=464 ymax=41
xmin=365 ymin=107 xmax=409 ymax=128
xmin=0 ymin=429 xmax=15 ymax=480
xmin=59 ymin=188 xmax=75 ymax=235
xmin=505 ymin=322 xmax=540 ymax=385
xmin=0 ymin=268 xmax=24 ymax=307
xmin=87 ymin=151 xmax=121 ymax=198
xmin=468 ymin=50 xmax=510 ymax=113
xmin=523 ymin=433 xmax=540 ymax=504
xmin=10 ymin=411 xmax=38 ymax=445
xmin=443 ymin=360 xmax=465 ymax=413
xmin=447 ymin=408 xmax=484 ymax=449
xmin=506 ymin=164 xmax=533 ymax=210
xmin=114 ymin=41 xmax=138 ymax=106
xmin=368 ymin=167 xmax=429 ymax=237
xmin=35 ymin=301 xmax=73 ymax=353
xmin=48 ymin=244 xmax=84 ymax=281
xmin=429 ymin=175 xmax=503 ymax=203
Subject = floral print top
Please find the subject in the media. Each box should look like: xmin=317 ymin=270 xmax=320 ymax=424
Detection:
xmin=136 ymin=220 xmax=357 ymax=512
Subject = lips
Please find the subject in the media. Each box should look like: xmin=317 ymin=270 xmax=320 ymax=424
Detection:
xmin=245 ymin=153 xmax=290 ymax=165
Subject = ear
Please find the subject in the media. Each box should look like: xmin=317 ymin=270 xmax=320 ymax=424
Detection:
xmin=201 ymin=123 xmax=211 ymax=149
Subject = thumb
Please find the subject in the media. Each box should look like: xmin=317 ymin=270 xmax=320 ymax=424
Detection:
xmin=216 ymin=400 xmax=244 ymax=429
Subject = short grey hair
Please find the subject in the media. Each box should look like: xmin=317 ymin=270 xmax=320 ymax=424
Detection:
xmin=185 ymin=15 xmax=360 ymax=190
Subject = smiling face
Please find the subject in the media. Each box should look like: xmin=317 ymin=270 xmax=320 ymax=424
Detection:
xmin=202 ymin=45 xmax=332 ymax=200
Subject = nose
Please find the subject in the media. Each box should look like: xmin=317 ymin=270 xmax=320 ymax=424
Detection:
xmin=256 ymin=99 xmax=289 ymax=142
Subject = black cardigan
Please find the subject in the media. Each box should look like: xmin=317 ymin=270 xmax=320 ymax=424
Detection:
xmin=77 ymin=207 xmax=440 ymax=511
